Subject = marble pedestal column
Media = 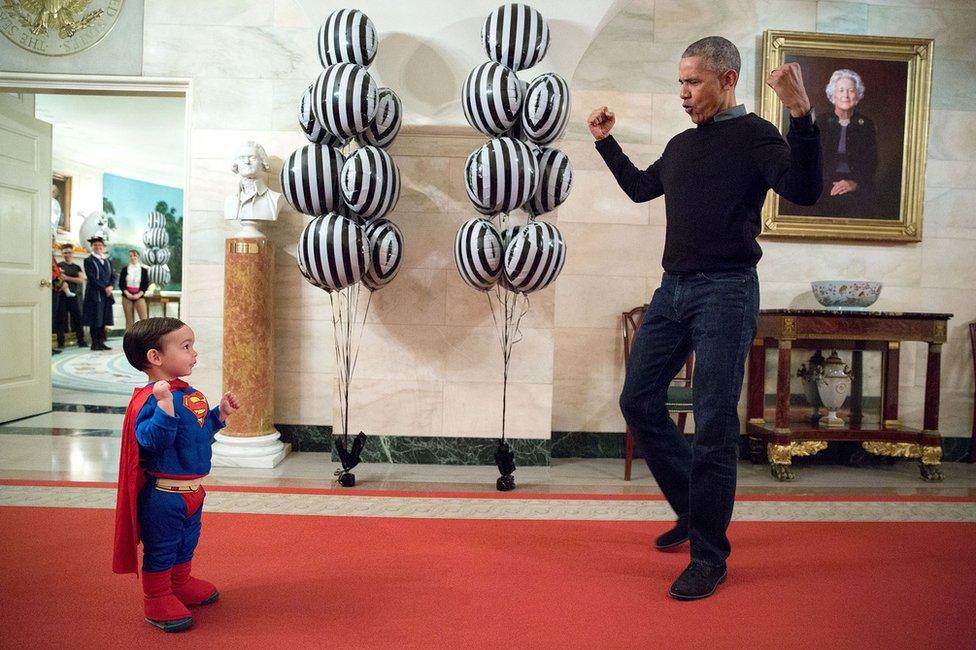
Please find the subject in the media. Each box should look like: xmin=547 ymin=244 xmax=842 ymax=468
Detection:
xmin=211 ymin=236 xmax=290 ymax=468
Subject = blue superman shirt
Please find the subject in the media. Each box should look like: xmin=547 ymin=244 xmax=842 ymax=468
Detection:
xmin=135 ymin=385 xmax=225 ymax=478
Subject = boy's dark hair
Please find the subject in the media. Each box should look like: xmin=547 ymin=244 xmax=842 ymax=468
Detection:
xmin=123 ymin=317 xmax=186 ymax=371
xmin=60 ymin=243 xmax=73 ymax=251
xmin=128 ymin=249 xmax=139 ymax=255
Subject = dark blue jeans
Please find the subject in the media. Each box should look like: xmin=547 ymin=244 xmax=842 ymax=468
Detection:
xmin=620 ymin=269 xmax=759 ymax=568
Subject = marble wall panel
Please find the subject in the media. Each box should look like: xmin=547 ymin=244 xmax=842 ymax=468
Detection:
xmin=139 ymin=0 xmax=975 ymax=445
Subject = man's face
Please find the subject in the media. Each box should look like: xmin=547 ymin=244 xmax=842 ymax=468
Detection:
xmin=61 ymin=248 xmax=73 ymax=262
xmin=678 ymin=56 xmax=732 ymax=125
xmin=236 ymin=146 xmax=261 ymax=178
xmin=92 ymin=241 xmax=106 ymax=255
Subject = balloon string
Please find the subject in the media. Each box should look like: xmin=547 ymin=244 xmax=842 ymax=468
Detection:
xmin=351 ymin=287 xmax=372 ymax=378
xmin=344 ymin=284 xmax=354 ymax=445
xmin=329 ymin=291 xmax=346 ymax=440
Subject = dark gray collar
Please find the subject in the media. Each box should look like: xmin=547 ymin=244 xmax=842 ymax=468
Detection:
xmin=712 ymin=104 xmax=747 ymax=122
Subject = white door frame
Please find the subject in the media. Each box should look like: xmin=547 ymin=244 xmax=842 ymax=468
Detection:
xmin=0 ymin=72 xmax=192 ymax=413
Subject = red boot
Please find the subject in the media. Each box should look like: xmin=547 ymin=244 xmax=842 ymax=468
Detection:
xmin=142 ymin=569 xmax=193 ymax=632
xmin=172 ymin=560 xmax=219 ymax=606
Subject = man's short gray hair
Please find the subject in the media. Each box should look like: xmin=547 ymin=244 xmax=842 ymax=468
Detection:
xmin=682 ymin=36 xmax=741 ymax=75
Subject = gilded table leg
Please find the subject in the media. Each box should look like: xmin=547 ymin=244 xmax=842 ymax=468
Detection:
xmin=746 ymin=339 xmax=766 ymax=464
xmin=861 ymin=442 xmax=944 ymax=482
xmin=767 ymin=441 xmax=828 ymax=482
xmin=920 ymin=445 xmax=944 ymax=482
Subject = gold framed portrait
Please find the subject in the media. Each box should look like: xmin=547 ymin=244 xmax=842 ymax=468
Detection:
xmin=759 ymin=30 xmax=933 ymax=242
xmin=52 ymin=172 xmax=72 ymax=232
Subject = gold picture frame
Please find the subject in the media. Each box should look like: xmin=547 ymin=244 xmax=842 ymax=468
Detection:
xmin=759 ymin=30 xmax=933 ymax=242
xmin=52 ymin=172 xmax=71 ymax=232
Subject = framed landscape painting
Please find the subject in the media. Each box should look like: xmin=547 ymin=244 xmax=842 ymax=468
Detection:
xmin=759 ymin=30 xmax=933 ymax=242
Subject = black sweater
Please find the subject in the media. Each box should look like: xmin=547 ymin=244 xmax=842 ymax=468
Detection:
xmin=595 ymin=112 xmax=822 ymax=273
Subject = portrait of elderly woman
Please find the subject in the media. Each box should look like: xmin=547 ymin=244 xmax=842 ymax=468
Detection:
xmin=816 ymin=69 xmax=878 ymax=217
xmin=761 ymin=31 xmax=932 ymax=241
xmin=778 ymin=56 xmax=907 ymax=223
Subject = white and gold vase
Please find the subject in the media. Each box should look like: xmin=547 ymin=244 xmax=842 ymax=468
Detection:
xmin=814 ymin=350 xmax=853 ymax=428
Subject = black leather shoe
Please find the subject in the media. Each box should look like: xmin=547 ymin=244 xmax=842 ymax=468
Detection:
xmin=669 ymin=562 xmax=727 ymax=601
xmin=93 ymin=343 xmax=111 ymax=351
xmin=654 ymin=517 xmax=689 ymax=550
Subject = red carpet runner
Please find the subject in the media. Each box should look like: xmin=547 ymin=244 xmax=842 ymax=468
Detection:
xmin=1 ymin=506 xmax=973 ymax=647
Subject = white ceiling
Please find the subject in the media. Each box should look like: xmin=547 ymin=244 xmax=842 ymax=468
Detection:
xmin=34 ymin=94 xmax=186 ymax=188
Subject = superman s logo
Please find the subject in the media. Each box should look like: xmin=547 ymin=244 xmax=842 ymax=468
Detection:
xmin=183 ymin=391 xmax=209 ymax=427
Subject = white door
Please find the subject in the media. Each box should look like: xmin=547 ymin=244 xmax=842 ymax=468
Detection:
xmin=0 ymin=94 xmax=53 ymax=423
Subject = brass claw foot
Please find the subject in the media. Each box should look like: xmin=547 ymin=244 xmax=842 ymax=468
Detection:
xmin=919 ymin=462 xmax=944 ymax=482
xmin=771 ymin=463 xmax=795 ymax=481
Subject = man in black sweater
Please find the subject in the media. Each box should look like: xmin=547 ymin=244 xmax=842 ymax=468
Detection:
xmin=589 ymin=36 xmax=821 ymax=600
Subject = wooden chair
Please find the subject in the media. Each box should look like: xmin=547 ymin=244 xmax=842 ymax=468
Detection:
xmin=969 ymin=322 xmax=975 ymax=464
xmin=622 ymin=305 xmax=694 ymax=480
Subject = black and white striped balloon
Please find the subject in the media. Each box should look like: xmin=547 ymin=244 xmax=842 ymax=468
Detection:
xmin=143 ymin=248 xmax=171 ymax=266
xmin=463 ymin=151 xmax=495 ymax=217
xmin=143 ymin=227 xmax=168 ymax=249
xmin=148 ymin=264 xmax=170 ymax=287
xmin=464 ymin=136 xmax=539 ymax=215
xmin=525 ymin=147 xmax=573 ymax=217
xmin=501 ymin=77 xmax=530 ymax=141
xmin=503 ymin=220 xmax=566 ymax=294
xmin=522 ymin=72 xmax=570 ymax=146
xmin=362 ymin=219 xmax=403 ymax=291
xmin=462 ymin=61 xmax=524 ymax=137
xmin=280 ymin=144 xmax=346 ymax=217
xmin=299 ymin=84 xmax=344 ymax=147
xmin=454 ymin=217 xmax=504 ymax=291
xmin=357 ymin=88 xmax=402 ymax=149
xmin=296 ymin=248 xmax=326 ymax=291
xmin=482 ymin=3 xmax=550 ymax=72
xmin=297 ymin=213 xmax=370 ymax=293
xmin=146 ymin=211 xmax=166 ymax=228
xmin=340 ymin=145 xmax=400 ymax=221
xmin=498 ymin=223 xmax=521 ymax=291
xmin=317 ymin=8 xmax=377 ymax=67
xmin=312 ymin=63 xmax=378 ymax=141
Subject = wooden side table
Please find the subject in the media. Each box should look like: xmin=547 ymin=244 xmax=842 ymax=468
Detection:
xmin=145 ymin=293 xmax=181 ymax=319
xmin=746 ymin=309 xmax=952 ymax=481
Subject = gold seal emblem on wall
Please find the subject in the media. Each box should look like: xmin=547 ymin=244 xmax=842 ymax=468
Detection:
xmin=0 ymin=0 xmax=124 ymax=56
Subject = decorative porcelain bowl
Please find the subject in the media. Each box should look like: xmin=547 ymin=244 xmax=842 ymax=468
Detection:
xmin=811 ymin=281 xmax=882 ymax=310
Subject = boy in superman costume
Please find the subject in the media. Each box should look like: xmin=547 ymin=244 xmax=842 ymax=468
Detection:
xmin=113 ymin=317 xmax=241 ymax=632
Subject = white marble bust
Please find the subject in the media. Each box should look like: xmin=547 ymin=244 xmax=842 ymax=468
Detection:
xmin=224 ymin=140 xmax=283 ymax=237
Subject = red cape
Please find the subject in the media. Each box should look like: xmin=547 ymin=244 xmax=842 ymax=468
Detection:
xmin=112 ymin=379 xmax=188 ymax=575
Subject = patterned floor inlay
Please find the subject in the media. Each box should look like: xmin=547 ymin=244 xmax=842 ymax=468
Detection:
xmin=51 ymin=347 xmax=144 ymax=395
xmin=2 ymin=485 xmax=974 ymax=522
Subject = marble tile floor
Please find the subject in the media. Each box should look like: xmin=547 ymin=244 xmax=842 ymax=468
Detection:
xmin=4 ymin=388 xmax=974 ymax=507
xmin=3 ymin=483 xmax=973 ymax=523
xmin=2 ymin=434 xmax=975 ymax=498
xmin=53 ymin=387 xmax=129 ymax=407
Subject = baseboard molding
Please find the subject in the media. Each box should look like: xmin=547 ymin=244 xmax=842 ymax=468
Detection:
xmin=276 ymin=425 xmax=551 ymax=466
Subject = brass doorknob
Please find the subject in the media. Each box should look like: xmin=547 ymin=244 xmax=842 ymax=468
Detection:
xmin=40 ymin=279 xmax=52 ymax=288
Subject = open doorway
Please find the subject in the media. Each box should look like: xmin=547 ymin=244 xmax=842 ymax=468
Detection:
xmin=0 ymin=77 xmax=188 ymax=427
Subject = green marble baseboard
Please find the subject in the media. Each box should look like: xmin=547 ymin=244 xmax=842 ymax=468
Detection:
xmin=554 ymin=432 xmax=972 ymax=464
xmin=276 ymin=425 xmax=550 ymax=465
xmin=551 ymin=431 xmax=627 ymax=459
xmin=276 ymin=424 xmax=333 ymax=453
xmin=277 ymin=425 xmax=971 ymax=464
xmin=331 ymin=434 xmax=550 ymax=466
